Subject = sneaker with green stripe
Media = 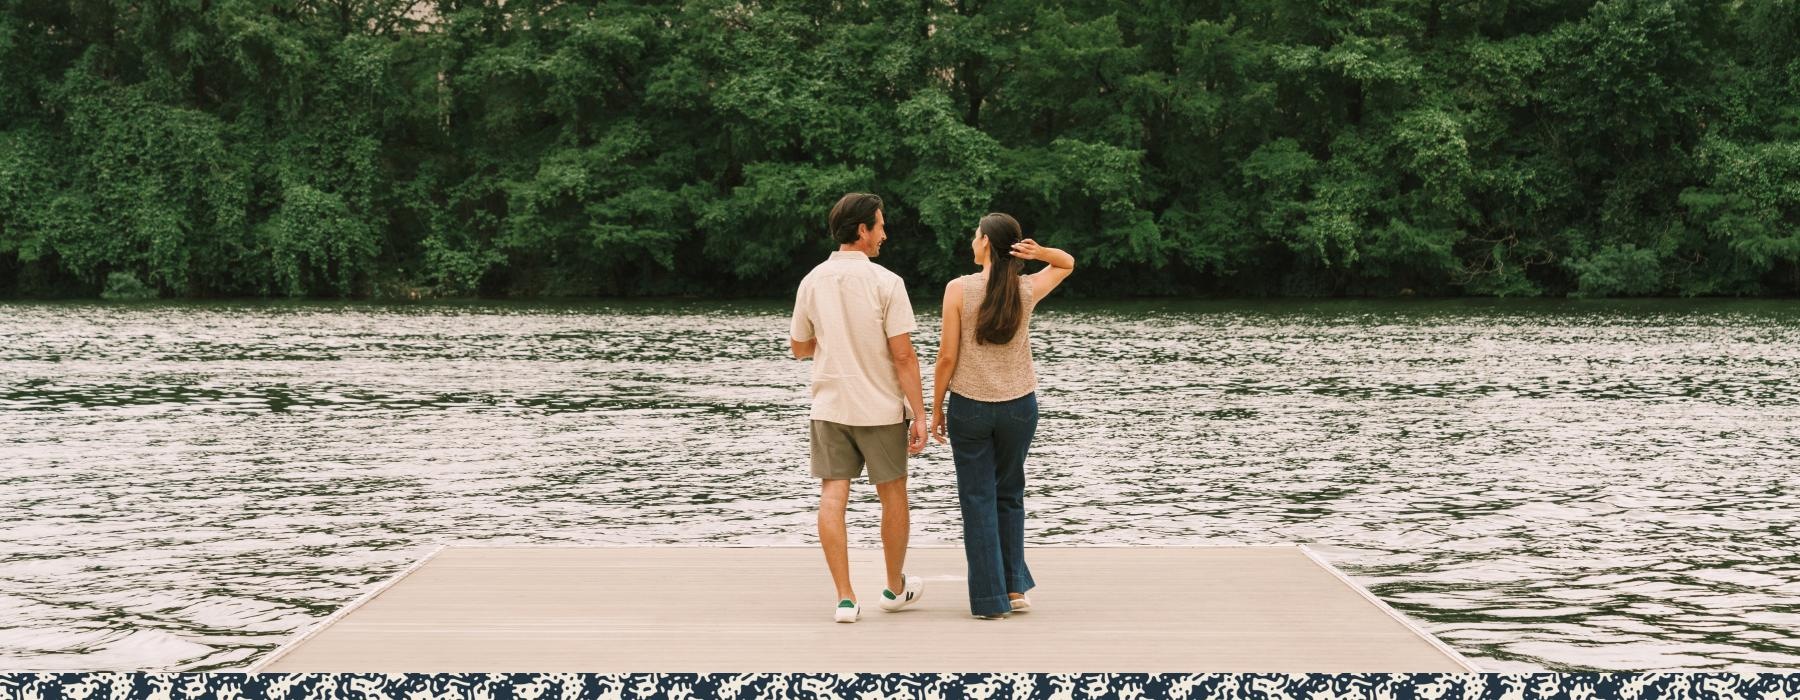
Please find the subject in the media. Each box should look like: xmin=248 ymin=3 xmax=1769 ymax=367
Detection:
xmin=834 ymin=598 xmax=860 ymax=623
xmin=879 ymin=574 xmax=923 ymax=612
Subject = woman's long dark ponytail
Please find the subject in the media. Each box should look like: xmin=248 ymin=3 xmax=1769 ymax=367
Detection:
xmin=975 ymin=213 xmax=1025 ymax=345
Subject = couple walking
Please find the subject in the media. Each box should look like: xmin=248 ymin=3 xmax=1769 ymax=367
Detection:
xmin=789 ymin=192 xmax=1075 ymax=622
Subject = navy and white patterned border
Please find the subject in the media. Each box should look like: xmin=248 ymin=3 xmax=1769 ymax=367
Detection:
xmin=2 ymin=673 xmax=1798 ymax=699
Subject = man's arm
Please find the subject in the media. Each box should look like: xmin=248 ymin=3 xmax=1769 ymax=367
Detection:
xmin=790 ymin=280 xmax=815 ymax=359
xmin=887 ymin=332 xmax=928 ymax=453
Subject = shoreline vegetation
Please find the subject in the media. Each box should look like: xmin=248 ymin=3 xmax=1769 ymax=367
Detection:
xmin=2 ymin=1 xmax=1798 ymax=301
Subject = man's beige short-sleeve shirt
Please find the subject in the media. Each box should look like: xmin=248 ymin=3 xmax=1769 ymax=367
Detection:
xmin=790 ymin=251 xmax=916 ymax=426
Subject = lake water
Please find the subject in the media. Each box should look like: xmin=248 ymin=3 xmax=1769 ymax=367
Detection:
xmin=1 ymin=299 xmax=1796 ymax=671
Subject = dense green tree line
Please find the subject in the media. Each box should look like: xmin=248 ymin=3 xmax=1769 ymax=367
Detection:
xmin=2 ymin=0 xmax=1797 ymax=299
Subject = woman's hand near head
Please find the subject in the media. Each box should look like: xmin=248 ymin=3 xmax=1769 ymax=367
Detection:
xmin=1009 ymin=239 xmax=1042 ymax=261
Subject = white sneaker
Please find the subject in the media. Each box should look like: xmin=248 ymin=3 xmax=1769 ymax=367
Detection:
xmin=1009 ymin=594 xmax=1031 ymax=612
xmin=834 ymin=599 xmax=860 ymax=623
xmin=879 ymin=574 xmax=924 ymax=612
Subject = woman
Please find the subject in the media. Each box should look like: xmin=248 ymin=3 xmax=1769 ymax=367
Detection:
xmin=929 ymin=212 xmax=1075 ymax=619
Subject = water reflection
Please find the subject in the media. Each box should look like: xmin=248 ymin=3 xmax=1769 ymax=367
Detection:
xmin=1 ymin=299 xmax=1797 ymax=671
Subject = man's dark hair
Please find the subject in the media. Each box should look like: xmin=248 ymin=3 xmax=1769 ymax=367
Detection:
xmin=827 ymin=193 xmax=883 ymax=245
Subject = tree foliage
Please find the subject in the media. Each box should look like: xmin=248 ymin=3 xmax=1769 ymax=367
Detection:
xmin=2 ymin=0 xmax=1796 ymax=298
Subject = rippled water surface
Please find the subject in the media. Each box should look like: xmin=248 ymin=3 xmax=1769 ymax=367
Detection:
xmin=2 ymin=299 xmax=1797 ymax=671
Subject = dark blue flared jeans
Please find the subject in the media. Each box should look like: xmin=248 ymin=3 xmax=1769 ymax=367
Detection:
xmin=947 ymin=391 xmax=1038 ymax=616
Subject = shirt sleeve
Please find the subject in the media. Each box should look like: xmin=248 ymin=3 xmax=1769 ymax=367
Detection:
xmin=790 ymin=282 xmax=815 ymax=342
xmin=883 ymin=277 xmax=916 ymax=338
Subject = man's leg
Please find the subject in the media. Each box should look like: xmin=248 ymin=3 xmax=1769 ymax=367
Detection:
xmin=874 ymin=474 xmax=909 ymax=593
xmin=819 ymin=478 xmax=854 ymax=602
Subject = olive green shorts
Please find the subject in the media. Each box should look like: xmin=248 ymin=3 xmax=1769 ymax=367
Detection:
xmin=810 ymin=420 xmax=908 ymax=483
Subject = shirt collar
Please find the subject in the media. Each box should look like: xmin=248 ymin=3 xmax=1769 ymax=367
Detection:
xmin=830 ymin=250 xmax=869 ymax=261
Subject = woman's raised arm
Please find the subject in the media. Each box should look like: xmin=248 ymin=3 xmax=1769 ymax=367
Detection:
xmin=1011 ymin=239 xmax=1075 ymax=299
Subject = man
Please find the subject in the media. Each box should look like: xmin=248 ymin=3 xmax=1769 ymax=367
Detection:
xmin=790 ymin=192 xmax=929 ymax=623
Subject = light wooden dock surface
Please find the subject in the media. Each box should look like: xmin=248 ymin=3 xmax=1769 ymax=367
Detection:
xmin=252 ymin=546 xmax=1475 ymax=672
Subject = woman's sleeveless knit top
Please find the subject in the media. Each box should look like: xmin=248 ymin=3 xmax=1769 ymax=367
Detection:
xmin=949 ymin=272 xmax=1037 ymax=402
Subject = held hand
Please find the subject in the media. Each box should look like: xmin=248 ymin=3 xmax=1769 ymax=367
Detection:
xmin=908 ymin=418 xmax=928 ymax=455
xmin=1009 ymin=239 xmax=1041 ymax=261
xmin=930 ymin=412 xmax=948 ymax=444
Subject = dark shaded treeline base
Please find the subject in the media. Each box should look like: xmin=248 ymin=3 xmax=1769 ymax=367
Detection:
xmin=4 ymin=248 xmax=1799 ymax=300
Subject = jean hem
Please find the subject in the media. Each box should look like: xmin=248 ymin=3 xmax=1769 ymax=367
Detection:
xmin=970 ymin=593 xmax=1012 ymax=617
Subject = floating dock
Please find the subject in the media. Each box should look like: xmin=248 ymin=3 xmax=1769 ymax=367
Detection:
xmin=249 ymin=545 xmax=1476 ymax=672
